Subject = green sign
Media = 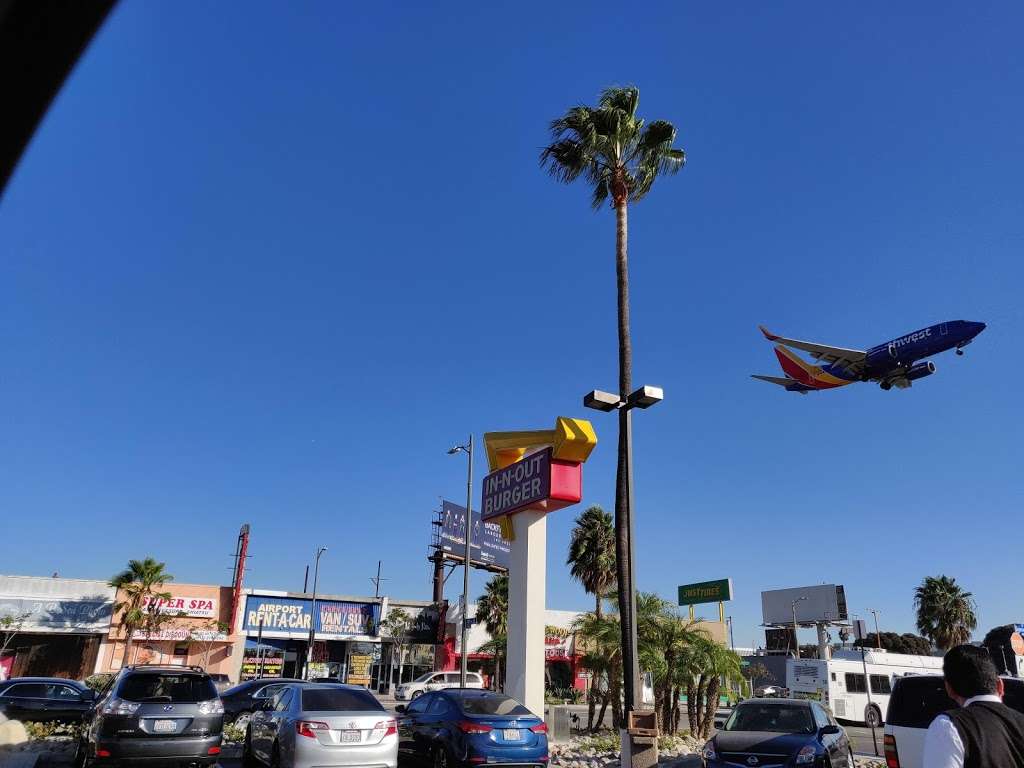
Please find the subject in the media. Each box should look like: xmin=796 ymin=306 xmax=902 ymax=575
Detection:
xmin=677 ymin=578 xmax=733 ymax=606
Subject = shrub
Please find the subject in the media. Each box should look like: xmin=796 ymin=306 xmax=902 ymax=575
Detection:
xmin=222 ymin=723 xmax=246 ymax=744
xmin=84 ymin=674 xmax=113 ymax=691
xmin=24 ymin=721 xmax=83 ymax=740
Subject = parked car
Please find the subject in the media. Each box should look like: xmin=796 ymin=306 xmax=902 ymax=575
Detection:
xmin=0 ymin=677 xmax=95 ymax=723
xmin=703 ymin=698 xmax=854 ymax=768
xmin=221 ymin=678 xmax=306 ymax=723
xmin=243 ymin=683 xmax=396 ymax=768
xmin=75 ymin=665 xmax=224 ymax=768
xmin=394 ymin=672 xmax=484 ymax=701
xmin=883 ymin=674 xmax=1024 ymax=768
xmin=395 ymin=689 xmax=548 ymax=768
xmin=208 ymin=673 xmax=232 ymax=693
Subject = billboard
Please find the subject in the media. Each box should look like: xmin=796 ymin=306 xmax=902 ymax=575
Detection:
xmin=765 ymin=627 xmax=797 ymax=653
xmin=678 ymin=578 xmax=733 ymax=606
xmin=242 ymin=595 xmax=380 ymax=638
xmin=440 ymin=500 xmax=510 ymax=571
xmin=761 ymin=584 xmax=848 ymax=625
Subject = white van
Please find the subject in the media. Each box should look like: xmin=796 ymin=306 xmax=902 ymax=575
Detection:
xmin=394 ymin=671 xmax=484 ymax=700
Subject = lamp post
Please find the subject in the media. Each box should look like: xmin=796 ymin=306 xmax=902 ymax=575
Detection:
xmin=305 ymin=545 xmax=327 ymax=679
xmin=791 ymin=596 xmax=807 ymax=659
xmin=583 ymin=384 xmax=663 ymax=714
xmin=448 ymin=435 xmax=474 ymax=688
xmin=868 ymin=609 xmax=881 ymax=649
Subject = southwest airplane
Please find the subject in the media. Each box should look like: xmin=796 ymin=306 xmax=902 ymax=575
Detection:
xmin=752 ymin=320 xmax=986 ymax=393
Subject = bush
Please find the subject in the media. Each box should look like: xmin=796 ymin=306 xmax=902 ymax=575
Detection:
xmin=544 ymin=687 xmax=584 ymax=704
xmin=84 ymin=674 xmax=113 ymax=691
xmin=24 ymin=721 xmax=83 ymax=741
xmin=222 ymin=723 xmax=246 ymax=744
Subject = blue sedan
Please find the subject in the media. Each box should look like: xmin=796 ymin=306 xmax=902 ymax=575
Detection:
xmin=396 ymin=689 xmax=548 ymax=768
xmin=703 ymin=698 xmax=854 ymax=767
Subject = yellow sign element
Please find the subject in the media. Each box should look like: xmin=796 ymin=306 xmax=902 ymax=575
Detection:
xmin=482 ymin=417 xmax=597 ymax=541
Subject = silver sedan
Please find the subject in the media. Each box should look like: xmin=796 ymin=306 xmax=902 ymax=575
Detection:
xmin=244 ymin=683 xmax=397 ymax=768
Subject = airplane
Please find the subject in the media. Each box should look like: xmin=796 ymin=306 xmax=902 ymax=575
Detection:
xmin=751 ymin=320 xmax=986 ymax=393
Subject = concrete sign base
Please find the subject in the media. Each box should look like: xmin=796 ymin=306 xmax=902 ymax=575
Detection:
xmin=505 ymin=509 xmax=547 ymax=717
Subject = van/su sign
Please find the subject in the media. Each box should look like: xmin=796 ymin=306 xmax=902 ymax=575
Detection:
xmin=481 ymin=448 xmax=582 ymax=521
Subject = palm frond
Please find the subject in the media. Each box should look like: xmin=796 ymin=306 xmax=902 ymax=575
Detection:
xmin=599 ymin=86 xmax=639 ymax=119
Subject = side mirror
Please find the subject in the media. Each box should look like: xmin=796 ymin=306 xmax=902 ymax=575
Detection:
xmin=820 ymin=724 xmax=841 ymax=736
xmin=394 ymin=705 xmax=406 ymax=713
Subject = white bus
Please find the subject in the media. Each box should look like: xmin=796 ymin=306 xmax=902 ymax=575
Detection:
xmin=786 ymin=649 xmax=943 ymax=727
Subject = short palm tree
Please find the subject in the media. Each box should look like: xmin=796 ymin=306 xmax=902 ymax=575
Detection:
xmin=914 ymin=575 xmax=977 ymax=650
xmin=572 ymin=609 xmax=623 ymax=731
xmin=110 ymin=557 xmax=173 ymax=667
xmin=476 ymin=575 xmax=509 ymax=689
xmin=541 ymin=86 xmax=685 ymax=700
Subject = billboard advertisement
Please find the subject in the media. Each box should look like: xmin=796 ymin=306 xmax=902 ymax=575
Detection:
xmin=242 ymin=595 xmax=380 ymax=638
xmin=440 ymin=500 xmax=510 ymax=571
xmin=761 ymin=584 xmax=848 ymax=625
xmin=677 ymin=578 xmax=733 ymax=606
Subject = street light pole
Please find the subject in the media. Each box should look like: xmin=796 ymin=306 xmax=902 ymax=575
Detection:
xmin=305 ymin=546 xmax=327 ymax=679
xmin=584 ymin=385 xmax=662 ymax=715
xmin=448 ymin=435 xmax=474 ymax=689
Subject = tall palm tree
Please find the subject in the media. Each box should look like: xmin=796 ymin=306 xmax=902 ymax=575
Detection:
xmin=567 ymin=505 xmax=616 ymax=618
xmin=567 ymin=505 xmax=617 ymax=730
xmin=476 ymin=575 xmax=508 ymax=690
xmin=914 ymin=575 xmax=977 ymax=650
xmin=541 ymin=86 xmax=685 ymax=705
xmin=110 ymin=557 xmax=173 ymax=667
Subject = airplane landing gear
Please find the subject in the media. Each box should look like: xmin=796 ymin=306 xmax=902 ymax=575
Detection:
xmin=956 ymin=348 xmax=964 ymax=356
xmin=880 ymin=381 xmax=892 ymax=391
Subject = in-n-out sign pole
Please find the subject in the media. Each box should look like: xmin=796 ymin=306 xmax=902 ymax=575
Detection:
xmin=480 ymin=417 xmax=597 ymax=718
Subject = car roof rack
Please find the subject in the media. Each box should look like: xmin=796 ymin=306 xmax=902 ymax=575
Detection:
xmin=126 ymin=664 xmax=206 ymax=673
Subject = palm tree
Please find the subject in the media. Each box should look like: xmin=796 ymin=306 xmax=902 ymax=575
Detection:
xmin=541 ymin=86 xmax=685 ymax=704
xmin=572 ymin=609 xmax=623 ymax=732
xmin=566 ymin=505 xmax=616 ymax=729
xmin=914 ymin=575 xmax=977 ymax=650
xmin=110 ymin=557 xmax=174 ymax=667
xmin=476 ymin=575 xmax=508 ymax=690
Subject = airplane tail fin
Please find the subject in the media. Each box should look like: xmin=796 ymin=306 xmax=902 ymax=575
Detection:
xmin=773 ymin=344 xmax=823 ymax=384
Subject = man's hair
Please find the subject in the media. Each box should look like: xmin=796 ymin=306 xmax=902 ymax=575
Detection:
xmin=944 ymin=645 xmax=999 ymax=699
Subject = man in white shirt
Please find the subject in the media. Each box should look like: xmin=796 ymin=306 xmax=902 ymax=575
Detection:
xmin=923 ymin=645 xmax=1024 ymax=768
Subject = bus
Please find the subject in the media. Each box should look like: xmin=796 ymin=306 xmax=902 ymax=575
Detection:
xmin=786 ymin=649 xmax=943 ymax=727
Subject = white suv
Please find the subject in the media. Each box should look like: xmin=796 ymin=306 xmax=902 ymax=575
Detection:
xmin=394 ymin=671 xmax=484 ymax=700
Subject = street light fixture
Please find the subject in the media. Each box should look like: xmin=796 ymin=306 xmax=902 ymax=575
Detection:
xmin=305 ymin=545 xmax=328 ymax=679
xmin=448 ymin=435 xmax=473 ymax=689
xmin=582 ymin=383 xmax=663 ymax=715
xmin=791 ymin=596 xmax=808 ymax=660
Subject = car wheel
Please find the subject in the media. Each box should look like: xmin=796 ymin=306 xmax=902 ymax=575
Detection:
xmin=411 ymin=690 xmax=422 ymax=700
xmin=865 ymin=705 xmax=882 ymax=729
xmin=433 ymin=746 xmax=449 ymax=768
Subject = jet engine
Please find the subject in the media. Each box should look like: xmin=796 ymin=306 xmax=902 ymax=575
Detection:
xmin=906 ymin=361 xmax=936 ymax=381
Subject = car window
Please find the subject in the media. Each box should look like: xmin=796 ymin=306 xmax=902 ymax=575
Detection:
xmin=301 ymin=688 xmax=383 ymax=712
xmin=885 ymin=676 xmax=954 ymax=729
xmin=444 ymin=673 xmax=461 ymax=684
xmin=47 ymin=684 xmax=83 ymax=700
xmin=406 ymin=693 xmax=433 ymax=714
xmin=724 ymin=703 xmax=815 ymax=734
xmin=119 ymin=674 xmax=218 ymax=703
xmin=452 ymin=693 xmax=533 ymax=717
xmin=255 ymin=683 xmax=285 ymax=699
xmin=810 ymin=703 xmax=830 ymax=729
xmin=274 ymin=689 xmax=292 ymax=712
xmin=870 ymin=674 xmax=892 ymax=695
xmin=4 ymin=683 xmax=48 ymax=698
xmin=1003 ymin=680 xmax=1024 ymax=714
xmin=427 ymin=696 xmax=453 ymax=715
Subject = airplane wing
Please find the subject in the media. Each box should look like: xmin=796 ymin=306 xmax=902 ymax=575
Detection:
xmin=758 ymin=325 xmax=867 ymax=374
xmin=750 ymin=374 xmax=811 ymax=394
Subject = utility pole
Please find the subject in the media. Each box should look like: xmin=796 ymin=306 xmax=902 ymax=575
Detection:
xmin=303 ymin=565 xmax=309 ymax=594
xmin=371 ymin=561 xmax=388 ymax=598
xmin=304 ymin=546 xmax=327 ymax=679
xmin=447 ymin=435 xmax=474 ymax=688
xmin=869 ymin=609 xmax=881 ymax=649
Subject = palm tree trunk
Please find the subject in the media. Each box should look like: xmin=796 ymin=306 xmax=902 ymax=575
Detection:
xmin=595 ymin=688 xmax=611 ymax=733
xmin=587 ymin=594 xmax=600 ymax=731
xmin=613 ymin=197 xmax=636 ymax=714
xmin=701 ymin=677 xmax=721 ymax=738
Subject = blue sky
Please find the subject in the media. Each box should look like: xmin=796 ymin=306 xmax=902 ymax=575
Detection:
xmin=2 ymin=1 xmax=1022 ymax=650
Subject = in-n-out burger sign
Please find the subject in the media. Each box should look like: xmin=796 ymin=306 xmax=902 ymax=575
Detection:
xmin=142 ymin=595 xmax=217 ymax=618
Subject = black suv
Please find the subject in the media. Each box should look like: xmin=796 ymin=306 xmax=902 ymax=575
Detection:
xmin=76 ymin=665 xmax=224 ymax=767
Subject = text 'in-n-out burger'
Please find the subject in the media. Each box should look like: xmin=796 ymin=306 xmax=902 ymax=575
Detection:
xmin=142 ymin=595 xmax=217 ymax=618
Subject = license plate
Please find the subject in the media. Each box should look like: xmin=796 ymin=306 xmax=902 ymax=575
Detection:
xmin=153 ymin=720 xmax=177 ymax=733
xmin=341 ymin=730 xmax=360 ymax=743
xmin=502 ymin=729 xmax=520 ymax=740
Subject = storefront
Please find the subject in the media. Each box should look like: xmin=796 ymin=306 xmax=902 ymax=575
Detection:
xmin=0 ymin=575 xmax=115 ymax=680
xmin=378 ymin=600 xmax=444 ymax=692
xmin=239 ymin=591 xmax=383 ymax=684
xmin=98 ymin=583 xmax=236 ymax=677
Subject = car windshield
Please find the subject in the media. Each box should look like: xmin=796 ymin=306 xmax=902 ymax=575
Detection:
xmin=723 ymin=704 xmax=815 ymax=734
xmin=452 ymin=693 xmax=532 ymax=717
xmin=119 ymin=674 xmax=218 ymax=703
xmin=412 ymin=672 xmax=436 ymax=683
xmin=301 ymin=688 xmax=383 ymax=712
